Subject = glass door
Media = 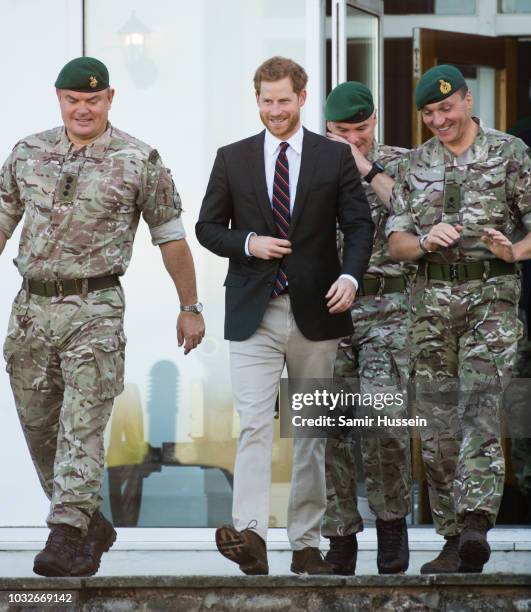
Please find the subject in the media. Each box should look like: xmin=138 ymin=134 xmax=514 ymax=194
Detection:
xmin=329 ymin=0 xmax=383 ymax=134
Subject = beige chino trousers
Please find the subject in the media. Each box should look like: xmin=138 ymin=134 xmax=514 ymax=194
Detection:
xmin=230 ymin=294 xmax=338 ymax=550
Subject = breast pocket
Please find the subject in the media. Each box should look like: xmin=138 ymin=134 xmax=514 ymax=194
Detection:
xmin=79 ymin=158 xmax=137 ymax=219
xmin=18 ymin=156 xmax=61 ymax=213
xmin=462 ymin=158 xmax=508 ymax=229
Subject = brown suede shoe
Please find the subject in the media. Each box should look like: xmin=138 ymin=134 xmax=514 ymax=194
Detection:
xmin=215 ymin=524 xmax=268 ymax=575
xmin=291 ymin=547 xmax=334 ymax=575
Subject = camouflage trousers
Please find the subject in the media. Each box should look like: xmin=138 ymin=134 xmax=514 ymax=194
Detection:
xmin=322 ymin=291 xmax=412 ymax=537
xmin=3 ymin=286 xmax=125 ymax=536
xmin=410 ymin=274 xmax=522 ymax=537
xmin=510 ymin=309 xmax=531 ymax=502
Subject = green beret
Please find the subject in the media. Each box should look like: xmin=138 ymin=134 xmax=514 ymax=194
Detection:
xmin=55 ymin=57 xmax=110 ymax=92
xmin=325 ymin=81 xmax=374 ymax=123
xmin=415 ymin=64 xmax=466 ymax=110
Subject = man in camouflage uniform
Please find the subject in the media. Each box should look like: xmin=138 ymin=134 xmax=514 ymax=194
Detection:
xmin=387 ymin=65 xmax=531 ymax=573
xmin=507 ymin=120 xmax=531 ymax=520
xmin=0 ymin=57 xmax=205 ymax=577
xmin=320 ymin=82 xmax=413 ymax=575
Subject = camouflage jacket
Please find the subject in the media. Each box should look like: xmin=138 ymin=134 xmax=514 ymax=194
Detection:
xmin=338 ymin=141 xmax=414 ymax=278
xmin=0 ymin=124 xmax=185 ymax=280
xmin=386 ymin=120 xmax=531 ymax=263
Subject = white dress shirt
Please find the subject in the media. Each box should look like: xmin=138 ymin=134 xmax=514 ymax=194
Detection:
xmin=244 ymin=125 xmax=357 ymax=290
xmin=264 ymin=125 xmax=303 ymax=213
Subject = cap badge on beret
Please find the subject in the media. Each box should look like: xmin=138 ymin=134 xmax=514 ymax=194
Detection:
xmin=89 ymin=76 xmax=98 ymax=89
xmin=439 ymin=80 xmax=452 ymax=95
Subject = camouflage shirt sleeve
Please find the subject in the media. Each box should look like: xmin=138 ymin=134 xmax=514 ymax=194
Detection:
xmin=137 ymin=150 xmax=186 ymax=245
xmin=385 ymin=157 xmax=416 ymax=237
xmin=507 ymin=139 xmax=531 ymax=232
xmin=0 ymin=146 xmax=23 ymax=239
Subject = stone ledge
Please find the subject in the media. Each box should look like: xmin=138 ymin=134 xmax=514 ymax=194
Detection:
xmin=1 ymin=573 xmax=530 ymax=590
xmin=2 ymin=575 xmax=530 ymax=612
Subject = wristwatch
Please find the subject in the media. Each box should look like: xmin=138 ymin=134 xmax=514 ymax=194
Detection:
xmin=419 ymin=234 xmax=434 ymax=254
xmin=363 ymin=161 xmax=385 ymax=184
xmin=180 ymin=302 xmax=203 ymax=314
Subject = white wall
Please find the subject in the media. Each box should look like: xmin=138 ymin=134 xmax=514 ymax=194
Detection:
xmin=0 ymin=0 xmax=82 ymax=525
xmin=0 ymin=0 xmax=324 ymax=526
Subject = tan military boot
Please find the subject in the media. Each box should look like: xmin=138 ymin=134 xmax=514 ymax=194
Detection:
xmin=420 ymin=535 xmax=460 ymax=574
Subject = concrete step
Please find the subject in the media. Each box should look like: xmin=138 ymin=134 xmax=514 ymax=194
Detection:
xmin=0 ymin=527 xmax=530 ymax=577
xmin=0 ymin=574 xmax=530 ymax=611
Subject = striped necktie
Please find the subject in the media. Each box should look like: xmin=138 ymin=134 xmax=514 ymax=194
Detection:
xmin=271 ymin=141 xmax=290 ymax=297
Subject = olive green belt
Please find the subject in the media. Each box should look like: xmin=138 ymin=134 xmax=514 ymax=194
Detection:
xmin=359 ymin=275 xmax=408 ymax=296
xmin=418 ymin=260 xmax=516 ymax=282
xmin=24 ymin=275 xmax=120 ymax=297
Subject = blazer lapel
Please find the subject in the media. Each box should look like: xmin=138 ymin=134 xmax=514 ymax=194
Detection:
xmin=248 ymin=131 xmax=276 ymax=235
xmin=289 ymin=128 xmax=320 ymax=238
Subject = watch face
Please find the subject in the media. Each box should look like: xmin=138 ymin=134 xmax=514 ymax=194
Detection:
xmin=195 ymin=302 xmax=203 ymax=314
xmin=374 ymin=161 xmax=385 ymax=172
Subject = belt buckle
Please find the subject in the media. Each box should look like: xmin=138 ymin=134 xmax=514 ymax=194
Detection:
xmin=449 ymin=264 xmax=459 ymax=282
xmin=55 ymin=279 xmax=64 ymax=297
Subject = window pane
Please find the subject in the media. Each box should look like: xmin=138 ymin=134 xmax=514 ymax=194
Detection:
xmin=434 ymin=0 xmax=476 ymax=14
xmin=384 ymin=0 xmax=476 ymax=14
xmin=346 ymin=6 xmax=379 ymax=107
xmin=85 ymin=0 xmax=307 ymax=528
xmin=498 ymin=0 xmax=531 ymax=13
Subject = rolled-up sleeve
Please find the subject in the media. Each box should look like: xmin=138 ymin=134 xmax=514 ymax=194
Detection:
xmin=0 ymin=148 xmax=24 ymax=239
xmin=137 ymin=151 xmax=186 ymax=245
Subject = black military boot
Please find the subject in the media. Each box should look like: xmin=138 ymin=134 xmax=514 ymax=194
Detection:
xmin=71 ymin=510 xmax=117 ymax=577
xmin=33 ymin=524 xmax=83 ymax=577
xmin=458 ymin=512 xmax=490 ymax=572
xmin=324 ymin=534 xmax=358 ymax=575
xmin=420 ymin=535 xmax=460 ymax=574
xmin=376 ymin=517 xmax=409 ymax=574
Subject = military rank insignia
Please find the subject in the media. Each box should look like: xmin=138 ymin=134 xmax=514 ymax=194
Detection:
xmin=89 ymin=76 xmax=98 ymax=89
xmin=439 ymin=80 xmax=452 ymax=95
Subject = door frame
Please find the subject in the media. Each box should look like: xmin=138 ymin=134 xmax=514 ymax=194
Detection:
xmin=412 ymin=28 xmax=518 ymax=145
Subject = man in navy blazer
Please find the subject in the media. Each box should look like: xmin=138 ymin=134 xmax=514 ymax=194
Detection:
xmin=196 ymin=57 xmax=373 ymax=575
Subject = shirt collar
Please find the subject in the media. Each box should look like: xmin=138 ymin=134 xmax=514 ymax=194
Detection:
xmin=264 ymin=124 xmax=304 ymax=157
xmin=426 ymin=116 xmax=489 ymax=166
xmin=55 ymin=122 xmax=113 ymax=160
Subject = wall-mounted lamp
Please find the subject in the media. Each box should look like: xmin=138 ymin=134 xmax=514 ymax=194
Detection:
xmin=118 ymin=11 xmax=156 ymax=89
xmin=119 ymin=11 xmax=150 ymax=62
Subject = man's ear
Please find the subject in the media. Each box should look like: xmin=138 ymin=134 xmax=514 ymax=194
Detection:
xmin=464 ymin=88 xmax=473 ymax=112
xmin=107 ymin=88 xmax=115 ymax=107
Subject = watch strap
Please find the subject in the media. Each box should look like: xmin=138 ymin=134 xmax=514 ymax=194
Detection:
xmin=363 ymin=161 xmax=384 ymax=184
